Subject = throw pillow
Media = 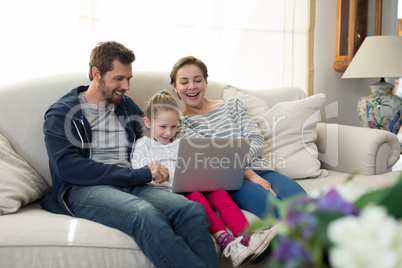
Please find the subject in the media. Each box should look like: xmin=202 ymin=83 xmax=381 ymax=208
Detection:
xmin=223 ymin=85 xmax=271 ymax=116
xmin=223 ymin=85 xmax=327 ymax=179
xmin=0 ymin=133 xmax=48 ymax=215
xmin=258 ymin=94 xmax=328 ymax=179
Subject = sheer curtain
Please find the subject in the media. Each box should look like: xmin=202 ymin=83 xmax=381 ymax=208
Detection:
xmin=0 ymin=1 xmax=92 ymax=84
xmin=0 ymin=0 xmax=314 ymax=94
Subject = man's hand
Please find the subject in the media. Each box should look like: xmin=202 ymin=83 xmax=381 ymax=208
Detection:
xmin=148 ymin=161 xmax=170 ymax=184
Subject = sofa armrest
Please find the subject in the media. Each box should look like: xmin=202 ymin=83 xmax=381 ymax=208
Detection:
xmin=315 ymin=122 xmax=400 ymax=175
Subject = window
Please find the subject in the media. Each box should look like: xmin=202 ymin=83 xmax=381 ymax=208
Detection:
xmin=0 ymin=0 xmax=314 ymax=94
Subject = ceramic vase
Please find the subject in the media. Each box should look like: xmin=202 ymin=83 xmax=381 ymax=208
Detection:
xmin=357 ymin=79 xmax=402 ymax=134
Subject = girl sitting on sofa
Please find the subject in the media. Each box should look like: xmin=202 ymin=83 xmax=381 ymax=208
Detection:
xmin=131 ymin=90 xmax=276 ymax=267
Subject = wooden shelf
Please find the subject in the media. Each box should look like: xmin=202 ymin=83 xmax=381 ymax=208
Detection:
xmin=333 ymin=0 xmax=385 ymax=73
xmin=333 ymin=0 xmax=368 ymax=72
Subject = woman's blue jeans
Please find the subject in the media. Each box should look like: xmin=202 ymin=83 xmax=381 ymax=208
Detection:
xmin=65 ymin=185 xmax=219 ymax=268
xmin=230 ymin=169 xmax=307 ymax=218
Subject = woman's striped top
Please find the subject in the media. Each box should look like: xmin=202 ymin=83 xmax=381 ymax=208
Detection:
xmin=177 ymin=97 xmax=271 ymax=169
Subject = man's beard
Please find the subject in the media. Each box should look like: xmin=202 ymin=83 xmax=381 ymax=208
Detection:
xmin=98 ymin=78 xmax=120 ymax=106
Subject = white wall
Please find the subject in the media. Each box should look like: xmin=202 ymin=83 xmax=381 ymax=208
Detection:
xmin=314 ymin=0 xmax=398 ymax=126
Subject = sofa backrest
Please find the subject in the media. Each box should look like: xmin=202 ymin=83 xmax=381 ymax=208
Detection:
xmin=0 ymin=72 xmax=88 ymax=185
xmin=126 ymin=71 xmax=226 ymax=111
xmin=0 ymin=71 xmax=305 ymax=185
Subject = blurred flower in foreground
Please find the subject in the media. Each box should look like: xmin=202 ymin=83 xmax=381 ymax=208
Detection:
xmin=249 ymin=175 xmax=402 ymax=268
xmin=328 ymin=206 xmax=402 ymax=268
xmin=316 ymin=189 xmax=359 ymax=216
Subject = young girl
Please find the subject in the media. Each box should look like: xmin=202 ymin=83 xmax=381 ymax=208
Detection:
xmin=131 ymin=90 xmax=276 ymax=267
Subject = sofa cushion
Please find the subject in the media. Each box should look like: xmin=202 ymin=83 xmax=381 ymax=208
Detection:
xmin=0 ymin=133 xmax=48 ymax=215
xmin=224 ymin=86 xmax=327 ymax=179
xmin=223 ymin=85 xmax=271 ymax=116
xmin=260 ymin=94 xmax=328 ymax=179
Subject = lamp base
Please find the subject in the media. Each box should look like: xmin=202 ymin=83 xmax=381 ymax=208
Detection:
xmin=357 ymin=79 xmax=402 ymax=134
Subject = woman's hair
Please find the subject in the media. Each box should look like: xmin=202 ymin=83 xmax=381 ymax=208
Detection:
xmin=169 ymin=56 xmax=208 ymax=86
xmin=89 ymin=41 xmax=135 ymax=81
xmin=145 ymin=90 xmax=180 ymax=119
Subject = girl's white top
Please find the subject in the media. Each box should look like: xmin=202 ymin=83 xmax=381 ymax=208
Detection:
xmin=131 ymin=136 xmax=180 ymax=190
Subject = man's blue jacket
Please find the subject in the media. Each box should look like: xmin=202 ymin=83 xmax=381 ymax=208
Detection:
xmin=40 ymin=85 xmax=151 ymax=216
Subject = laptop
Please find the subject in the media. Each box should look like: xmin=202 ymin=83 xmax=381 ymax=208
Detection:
xmin=171 ymin=137 xmax=250 ymax=193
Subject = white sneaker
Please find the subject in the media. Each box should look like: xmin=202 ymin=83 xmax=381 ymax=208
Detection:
xmin=222 ymin=237 xmax=255 ymax=267
xmin=247 ymin=227 xmax=277 ymax=264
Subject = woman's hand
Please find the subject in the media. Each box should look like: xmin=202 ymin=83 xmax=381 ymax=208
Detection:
xmin=148 ymin=161 xmax=170 ymax=184
xmin=244 ymin=169 xmax=277 ymax=196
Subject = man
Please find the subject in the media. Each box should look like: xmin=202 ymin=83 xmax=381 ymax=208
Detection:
xmin=40 ymin=41 xmax=219 ymax=268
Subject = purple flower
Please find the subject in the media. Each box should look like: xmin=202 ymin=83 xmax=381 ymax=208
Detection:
xmin=315 ymin=189 xmax=359 ymax=216
xmin=273 ymin=236 xmax=310 ymax=262
xmin=285 ymin=209 xmax=317 ymax=238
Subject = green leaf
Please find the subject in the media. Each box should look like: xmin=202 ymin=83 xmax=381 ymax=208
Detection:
xmin=314 ymin=211 xmax=344 ymax=246
xmin=354 ymin=187 xmax=389 ymax=208
xmin=249 ymin=194 xmax=284 ymax=233
xmin=248 ymin=217 xmax=275 ymax=232
xmin=265 ymin=260 xmax=283 ymax=268
xmin=345 ymin=172 xmax=357 ymax=183
xmin=355 ymin=175 xmax=402 ymax=219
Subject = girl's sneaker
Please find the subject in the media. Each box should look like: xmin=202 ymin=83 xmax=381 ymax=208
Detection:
xmin=247 ymin=227 xmax=277 ymax=264
xmin=222 ymin=237 xmax=255 ymax=267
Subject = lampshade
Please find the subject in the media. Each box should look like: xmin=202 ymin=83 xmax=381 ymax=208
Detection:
xmin=342 ymin=35 xmax=402 ymax=79
xmin=342 ymin=35 xmax=402 ymax=134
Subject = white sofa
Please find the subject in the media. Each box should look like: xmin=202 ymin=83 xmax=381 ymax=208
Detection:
xmin=0 ymin=71 xmax=401 ymax=268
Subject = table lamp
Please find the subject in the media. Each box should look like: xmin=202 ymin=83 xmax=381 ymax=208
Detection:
xmin=342 ymin=35 xmax=402 ymax=134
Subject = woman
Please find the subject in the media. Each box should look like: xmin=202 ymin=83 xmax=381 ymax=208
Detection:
xmin=170 ymin=56 xmax=307 ymax=218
